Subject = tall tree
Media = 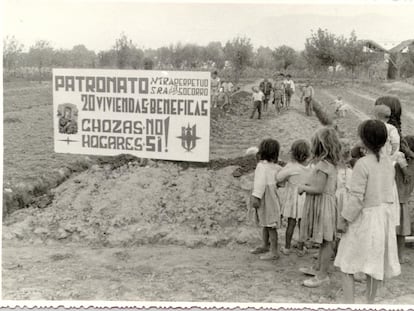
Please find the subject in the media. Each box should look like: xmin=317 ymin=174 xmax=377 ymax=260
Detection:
xmin=224 ymin=36 xmax=254 ymax=82
xmin=305 ymin=28 xmax=338 ymax=70
xmin=272 ymin=45 xmax=297 ymax=70
xmin=70 ymin=44 xmax=97 ymax=68
xmin=113 ymin=33 xmax=143 ymax=69
xmin=28 ymin=40 xmax=54 ymax=83
xmin=255 ymin=46 xmax=274 ymax=69
xmin=336 ymin=31 xmax=369 ymax=77
xmin=3 ymin=36 xmax=24 ymax=75
xmin=203 ymin=41 xmax=225 ymax=69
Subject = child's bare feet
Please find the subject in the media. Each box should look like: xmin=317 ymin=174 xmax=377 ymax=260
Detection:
xmin=280 ymin=246 xmax=291 ymax=255
xmin=296 ymin=247 xmax=308 ymax=257
xmin=249 ymin=246 xmax=269 ymax=254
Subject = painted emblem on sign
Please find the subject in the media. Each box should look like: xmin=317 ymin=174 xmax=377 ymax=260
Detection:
xmin=177 ymin=124 xmax=200 ymax=152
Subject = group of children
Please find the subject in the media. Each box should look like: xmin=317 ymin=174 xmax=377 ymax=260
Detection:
xmin=211 ymin=70 xmax=236 ymax=111
xmin=250 ymin=74 xmax=295 ymax=119
xmin=247 ymin=98 xmax=414 ymax=303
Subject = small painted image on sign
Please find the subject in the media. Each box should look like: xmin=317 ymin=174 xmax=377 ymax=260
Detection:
xmin=58 ymin=103 xmax=78 ymax=134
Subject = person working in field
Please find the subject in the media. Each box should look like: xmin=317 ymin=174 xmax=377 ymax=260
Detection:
xmin=283 ymin=74 xmax=295 ymax=108
xmin=259 ymin=78 xmax=272 ymax=113
xmin=211 ymin=70 xmax=221 ymax=108
xmin=301 ymin=81 xmax=314 ymax=116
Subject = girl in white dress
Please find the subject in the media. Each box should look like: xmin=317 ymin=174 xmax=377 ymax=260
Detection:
xmin=249 ymin=139 xmax=283 ymax=260
xmin=277 ymin=139 xmax=311 ymax=256
xmin=334 ymin=120 xmax=401 ymax=304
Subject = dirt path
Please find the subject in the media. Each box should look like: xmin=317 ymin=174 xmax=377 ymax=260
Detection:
xmin=3 ymin=241 xmax=414 ymax=303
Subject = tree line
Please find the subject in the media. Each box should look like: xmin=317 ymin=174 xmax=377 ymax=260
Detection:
xmin=4 ymin=29 xmax=413 ymax=82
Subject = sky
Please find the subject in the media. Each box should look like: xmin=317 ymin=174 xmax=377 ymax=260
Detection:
xmin=3 ymin=0 xmax=414 ymax=52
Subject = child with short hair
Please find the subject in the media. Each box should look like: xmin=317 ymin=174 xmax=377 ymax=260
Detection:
xmin=334 ymin=120 xmax=400 ymax=304
xmin=277 ymin=139 xmax=311 ymax=256
xmin=250 ymin=86 xmax=264 ymax=120
xmin=249 ymin=139 xmax=283 ymax=260
xmin=297 ymin=127 xmax=342 ymax=287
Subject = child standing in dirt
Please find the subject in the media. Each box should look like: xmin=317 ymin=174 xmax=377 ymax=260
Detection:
xmin=283 ymin=74 xmax=295 ymax=108
xmin=334 ymin=120 xmax=400 ymax=304
xmin=276 ymin=140 xmax=311 ymax=256
xmin=250 ymin=87 xmax=264 ymax=120
xmin=297 ymin=127 xmax=341 ymax=287
xmin=249 ymin=139 xmax=283 ymax=260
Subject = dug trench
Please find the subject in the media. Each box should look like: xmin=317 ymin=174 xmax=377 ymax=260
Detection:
xmin=4 ymin=82 xmax=414 ymax=302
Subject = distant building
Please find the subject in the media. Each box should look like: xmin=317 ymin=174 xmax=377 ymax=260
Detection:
xmin=387 ymin=39 xmax=414 ymax=79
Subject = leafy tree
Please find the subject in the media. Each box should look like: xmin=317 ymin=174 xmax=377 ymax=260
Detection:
xmin=336 ymin=31 xmax=369 ymax=77
xmin=3 ymin=36 xmax=24 ymax=75
xmin=305 ymin=28 xmax=338 ymax=70
xmin=203 ymin=41 xmax=225 ymax=69
xmin=255 ymin=46 xmax=274 ymax=69
xmin=70 ymin=44 xmax=97 ymax=68
xmin=113 ymin=33 xmax=143 ymax=69
xmin=272 ymin=45 xmax=297 ymax=70
xmin=224 ymin=36 xmax=254 ymax=82
xmin=143 ymin=57 xmax=154 ymax=70
xmin=27 ymin=40 xmax=54 ymax=83
xmin=98 ymin=50 xmax=117 ymax=68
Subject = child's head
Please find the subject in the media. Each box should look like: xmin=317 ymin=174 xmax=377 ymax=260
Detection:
xmin=373 ymin=104 xmax=391 ymax=122
xmin=252 ymin=86 xmax=258 ymax=93
xmin=337 ymin=96 xmax=342 ymax=101
xmin=290 ymin=139 xmax=310 ymax=164
xmin=375 ymin=96 xmax=402 ymax=133
xmin=349 ymin=143 xmax=366 ymax=168
xmin=311 ymin=127 xmax=342 ymax=165
xmin=286 ymin=74 xmax=291 ymax=80
xmin=257 ymin=138 xmax=280 ymax=163
xmin=358 ymin=119 xmax=387 ymax=162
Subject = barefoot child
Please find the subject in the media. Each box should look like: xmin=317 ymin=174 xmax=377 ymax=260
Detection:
xmin=298 ymin=128 xmax=342 ymax=287
xmin=334 ymin=120 xmax=401 ymax=304
xmin=249 ymin=139 xmax=283 ymax=260
xmin=277 ymin=140 xmax=311 ymax=256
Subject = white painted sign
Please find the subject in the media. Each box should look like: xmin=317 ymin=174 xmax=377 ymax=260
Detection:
xmin=53 ymin=68 xmax=210 ymax=162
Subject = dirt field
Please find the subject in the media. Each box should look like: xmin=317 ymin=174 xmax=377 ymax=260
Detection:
xmin=3 ymin=78 xmax=414 ymax=303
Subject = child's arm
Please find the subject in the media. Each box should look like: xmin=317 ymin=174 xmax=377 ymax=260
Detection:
xmin=342 ymin=160 xmax=367 ymax=222
xmin=251 ymin=163 xmax=266 ymax=209
xmin=298 ymin=170 xmax=328 ymax=195
xmin=276 ymin=164 xmax=299 ymax=183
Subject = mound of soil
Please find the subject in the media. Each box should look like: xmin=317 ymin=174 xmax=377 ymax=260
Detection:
xmin=3 ymin=162 xmax=264 ymax=248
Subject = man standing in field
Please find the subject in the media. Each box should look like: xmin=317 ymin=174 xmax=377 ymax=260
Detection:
xmin=259 ymin=78 xmax=272 ymax=112
xmin=301 ymin=80 xmax=314 ymax=116
xmin=283 ymin=74 xmax=295 ymax=108
xmin=211 ymin=70 xmax=221 ymax=108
